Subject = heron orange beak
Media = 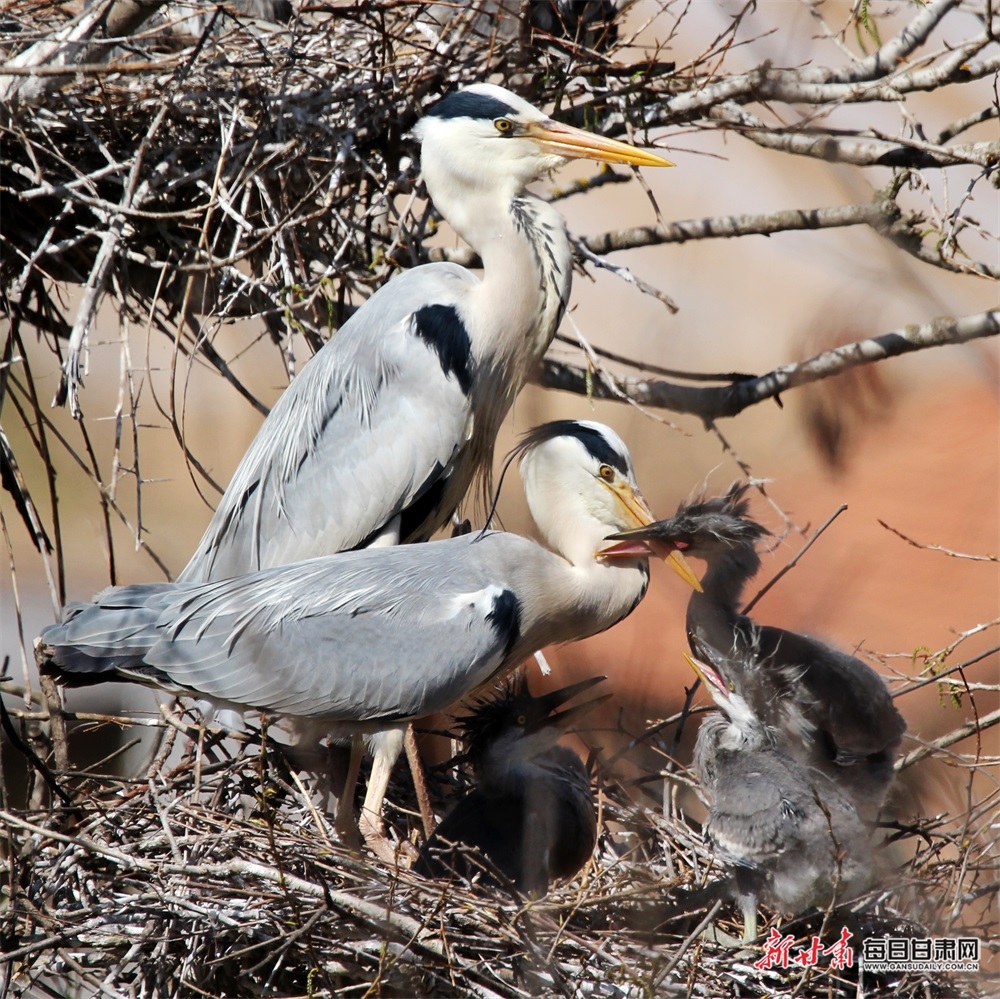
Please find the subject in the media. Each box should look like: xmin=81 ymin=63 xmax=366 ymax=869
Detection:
xmin=525 ymin=119 xmax=674 ymax=168
xmin=598 ymin=483 xmax=701 ymax=590
xmin=603 ymin=515 xmax=703 ymax=591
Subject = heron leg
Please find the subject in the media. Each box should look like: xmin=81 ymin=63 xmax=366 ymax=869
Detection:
xmin=359 ymin=726 xmax=414 ymax=865
xmin=333 ymin=734 xmax=364 ymax=853
xmin=404 ymin=723 xmax=435 ymax=839
xmin=740 ymin=894 xmax=759 ymax=945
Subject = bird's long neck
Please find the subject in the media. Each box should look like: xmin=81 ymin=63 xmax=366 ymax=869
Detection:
xmin=429 ymin=181 xmax=572 ymax=513
xmin=518 ymin=547 xmax=649 ymax=658
xmin=687 ymin=547 xmax=761 ymax=654
xmin=442 ymin=186 xmax=572 ymax=388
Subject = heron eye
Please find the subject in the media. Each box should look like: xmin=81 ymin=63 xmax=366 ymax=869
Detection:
xmin=516 ymin=714 xmax=527 ymax=725
xmin=493 ymin=117 xmax=514 ymax=134
xmin=598 ymin=464 xmax=615 ymax=482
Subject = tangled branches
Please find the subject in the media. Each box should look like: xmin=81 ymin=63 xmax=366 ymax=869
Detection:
xmin=0 ymin=663 xmax=995 ymax=997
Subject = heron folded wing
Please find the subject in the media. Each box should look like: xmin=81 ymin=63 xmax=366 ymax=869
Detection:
xmin=178 ymin=263 xmax=479 ymax=582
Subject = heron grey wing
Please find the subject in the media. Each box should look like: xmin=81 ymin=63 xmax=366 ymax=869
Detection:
xmin=148 ymin=535 xmax=526 ymax=721
xmin=178 ymin=263 xmax=479 ymax=582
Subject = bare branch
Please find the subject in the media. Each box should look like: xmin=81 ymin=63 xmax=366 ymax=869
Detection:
xmin=878 ymin=521 xmax=1000 ymax=562
xmin=535 ymin=311 xmax=1000 ymax=419
xmin=0 ymin=0 xmax=169 ymax=107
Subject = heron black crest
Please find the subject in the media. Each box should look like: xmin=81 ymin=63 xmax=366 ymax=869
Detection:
xmin=424 ymin=89 xmax=517 ymax=122
xmin=514 ymin=420 xmax=629 ymax=476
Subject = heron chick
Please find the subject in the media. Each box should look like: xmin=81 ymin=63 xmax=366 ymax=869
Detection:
xmin=37 ymin=421 xmax=697 ymax=856
xmin=606 ymin=483 xmax=905 ymax=820
xmin=414 ymin=675 xmax=609 ymax=896
xmin=689 ymin=653 xmax=873 ymax=944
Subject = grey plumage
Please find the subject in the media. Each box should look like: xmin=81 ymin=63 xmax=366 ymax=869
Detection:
xmin=690 ymin=656 xmax=873 ymax=943
xmin=38 ymin=421 xmax=670 ymax=791
xmin=608 ymin=483 xmax=906 ymax=820
xmin=163 ymin=85 xmax=668 ymax=855
xmin=178 ymin=83 xmax=670 ymax=585
xmin=179 ymin=265 xmax=479 ymax=580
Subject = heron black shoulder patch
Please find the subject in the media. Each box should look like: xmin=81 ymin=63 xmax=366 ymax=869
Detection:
xmin=486 ymin=589 xmax=521 ymax=657
xmin=413 ymin=304 xmax=473 ymax=394
xmin=425 ymin=90 xmax=515 ymax=122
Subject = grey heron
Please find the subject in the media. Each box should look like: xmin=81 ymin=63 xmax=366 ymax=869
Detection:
xmin=38 ymin=421 xmax=698 ymax=856
xmin=414 ymin=675 xmax=607 ymax=896
xmin=178 ymin=84 xmax=671 ymax=583
xmin=606 ymin=483 xmax=905 ymax=821
xmin=689 ymin=653 xmax=872 ymax=944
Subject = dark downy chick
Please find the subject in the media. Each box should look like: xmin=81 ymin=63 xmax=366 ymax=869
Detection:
xmin=606 ymin=483 xmax=906 ymax=821
xmin=689 ymin=653 xmax=873 ymax=943
xmin=414 ymin=675 xmax=607 ymax=896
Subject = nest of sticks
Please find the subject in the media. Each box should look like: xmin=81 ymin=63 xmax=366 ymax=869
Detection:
xmin=1 ymin=680 xmax=995 ymax=998
xmin=1 ymin=4 xmax=997 ymax=996
xmin=1 ymin=1 xmax=661 ymax=418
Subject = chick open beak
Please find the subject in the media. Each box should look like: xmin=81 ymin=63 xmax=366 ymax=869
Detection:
xmin=525 ymin=119 xmax=673 ymax=168
xmin=527 ymin=675 xmax=610 ymax=735
xmin=602 ymin=519 xmax=703 ymax=592
xmin=684 ymin=653 xmax=730 ymax=700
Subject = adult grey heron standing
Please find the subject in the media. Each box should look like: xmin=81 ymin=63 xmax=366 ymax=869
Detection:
xmin=414 ymin=675 xmax=608 ymax=896
xmin=179 ymin=84 xmax=671 ymax=581
xmin=688 ymin=653 xmax=872 ymax=944
xmin=606 ymin=484 xmax=906 ymax=821
xmin=172 ymin=83 xmax=670 ymax=850
xmin=38 ymin=421 xmax=699 ymax=857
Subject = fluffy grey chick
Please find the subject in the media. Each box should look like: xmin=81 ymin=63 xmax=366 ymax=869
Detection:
xmin=607 ymin=482 xmax=905 ymax=822
xmin=689 ymin=652 xmax=873 ymax=943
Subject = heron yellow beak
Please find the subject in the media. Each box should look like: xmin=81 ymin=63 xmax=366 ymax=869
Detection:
xmin=598 ymin=483 xmax=701 ymax=590
xmin=526 ymin=119 xmax=674 ymax=168
xmin=683 ymin=653 xmax=729 ymax=698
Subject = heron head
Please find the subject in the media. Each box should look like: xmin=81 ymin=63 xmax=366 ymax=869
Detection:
xmin=512 ymin=420 xmax=699 ymax=588
xmin=414 ymin=83 xmax=672 ymax=198
xmin=604 ymin=481 xmax=772 ymax=585
xmin=685 ymin=651 xmax=772 ymax=749
xmin=462 ymin=674 xmax=609 ymax=777
xmin=516 ymin=421 xmax=647 ymax=544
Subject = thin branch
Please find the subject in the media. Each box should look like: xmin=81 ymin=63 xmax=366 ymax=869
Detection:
xmin=878 ymin=521 xmax=999 ymax=562
xmin=742 ymin=505 xmax=849 ymax=615
xmin=535 ymin=310 xmax=1000 ymax=419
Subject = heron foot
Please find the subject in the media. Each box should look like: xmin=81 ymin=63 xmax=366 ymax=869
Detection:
xmin=359 ymin=810 xmax=418 ymax=867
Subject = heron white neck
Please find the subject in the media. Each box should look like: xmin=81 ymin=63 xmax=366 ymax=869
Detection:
xmin=513 ymin=538 xmax=649 ymax=657
xmin=424 ymin=169 xmax=572 ymax=380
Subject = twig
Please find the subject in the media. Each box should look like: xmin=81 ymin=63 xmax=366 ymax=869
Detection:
xmin=742 ymin=505 xmax=848 ymax=615
xmin=878 ymin=520 xmax=999 ymax=562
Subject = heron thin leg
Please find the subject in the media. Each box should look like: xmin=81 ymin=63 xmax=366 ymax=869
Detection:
xmin=404 ymin=723 xmax=435 ymax=839
xmin=740 ymin=895 xmax=759 ymax=944
xmin=334 ymin=733 xmax=364 ymax=852
xmin=359 ymin=726 xmax=410 ymax=865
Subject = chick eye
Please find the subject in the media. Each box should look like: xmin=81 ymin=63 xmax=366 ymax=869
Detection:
xmin=516 ymin=714 xmax=527 ymax=725
xmin=598 ymin=464 xmax=616 ymax=482
xmin=493 ymin=117 xmax=514 ymax=134
xmin=727 ymin=679 xmax=736 ymax=693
